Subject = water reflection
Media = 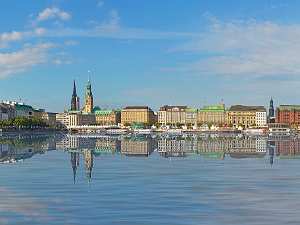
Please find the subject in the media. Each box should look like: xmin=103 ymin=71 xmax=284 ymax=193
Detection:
xmin=2 ymin=134 xmax=300 ymax=225
xmin=1 ymin=134 xmax=300 ymax=180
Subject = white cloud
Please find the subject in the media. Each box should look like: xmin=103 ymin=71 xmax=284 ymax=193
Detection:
xmin=96 ymin=9 xmax=120 ymax=32
xmin=0 ymin=28 xmax=46 ymax=48
xmin=34 ymin=27 xmax=47 ymax=35
xmin=0 ymin=43 xmax=54 ymax=78
xmin=36 ymin=7 xmax=71 ymax=23
xmin=0 ymin=31 xmax=23 ymax=42
xmin=173 ymin=19 xmax=300 ymax=77
xmin=0 ymin=31 xmax=23 ymax=48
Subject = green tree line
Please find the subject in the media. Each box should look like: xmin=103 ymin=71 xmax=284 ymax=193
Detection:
xmin=0 ymin=117 xmax=48 ymax=128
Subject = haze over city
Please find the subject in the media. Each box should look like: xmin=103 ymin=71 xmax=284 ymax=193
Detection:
xmin=1 ymin=0 xmax=300 ymax=111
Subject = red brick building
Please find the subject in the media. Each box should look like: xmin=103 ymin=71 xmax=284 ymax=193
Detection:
xmin=276 ymin=105 xmax=300 ymax=126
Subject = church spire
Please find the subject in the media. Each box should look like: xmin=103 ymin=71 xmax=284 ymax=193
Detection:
xmin=72 ymin=80 xmax=77 ymax=97
xmin=268 ymin=97 xmax=275 ymax=123
xmin=71 ymin=80 xmax=80 ymax=111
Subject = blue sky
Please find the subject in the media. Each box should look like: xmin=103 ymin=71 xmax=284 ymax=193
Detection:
xmin=1 ymin=0 xmax=300 ymax=112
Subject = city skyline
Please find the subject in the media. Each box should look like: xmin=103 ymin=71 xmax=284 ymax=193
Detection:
xmin=2 ymin=1 xmax=300 ymax=111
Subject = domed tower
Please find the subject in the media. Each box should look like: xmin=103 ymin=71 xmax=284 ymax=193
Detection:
xmin=84 ymin=79 xmax=94 ymax=113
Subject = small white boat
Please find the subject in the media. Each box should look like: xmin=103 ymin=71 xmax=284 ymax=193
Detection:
xmin=133 ymin=129 xmax=152 ymax=134
xmin=164 ymin=129 xmax=182 ymax=134
xmin=244 ymin=128 xmax=266 ymax=135
xmin=106 ymin=128 xmax=128 ymax=135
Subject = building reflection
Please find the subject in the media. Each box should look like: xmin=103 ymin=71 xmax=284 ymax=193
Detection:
xmin=3 ymin=133 xmax=300 ymax=183
xmin=70 ymin=152 xmax=80 ymax=184
xmin=268 ymin=140 xmax=276 ymax=166
xmin=84 ymin=150 xmax=93 ymax=182
xmin=274 ymin=138 xmax=300 ymax=159
xmin=0 ymin=134 xmax=57 ymax=163
xmin=158 ymin=137 xmax=195 ymax=158
xmin=121 ymin=136 xmax=155 ymax=157
xmin=158 ymin=136 xmax=267 ymax=159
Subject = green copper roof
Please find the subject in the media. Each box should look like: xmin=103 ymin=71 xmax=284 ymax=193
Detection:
xmin=186 ymin=108 xmax=198 ymax=113
xmin=93 ymin=106 xmax=101 ymax=112
xmin=15 ymin=104 xmax=34 ymax=111
xmin=199 ymin=104 xmax=225 ymax=112
xmin=94 ymin=110 xmax=114 ymax=115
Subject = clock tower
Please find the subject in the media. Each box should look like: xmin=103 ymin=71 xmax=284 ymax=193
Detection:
xmin=84 ymin=79 xmax=94 ymax=113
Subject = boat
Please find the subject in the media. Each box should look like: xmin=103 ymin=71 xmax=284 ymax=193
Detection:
xmin=268 ymin=123 xmax=291 ymax=136
xmin=133 ymin=129 xmax=152 ymax=134
xmin=244 ymin=128 xmax=267 ymax=135
xmin=163 ymin=129 xmax=182 ymax=135
xmin=106 ymin=128 xmax=128 ymax=135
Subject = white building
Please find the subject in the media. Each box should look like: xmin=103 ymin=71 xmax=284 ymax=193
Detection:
xmin=56 ymin=113 xmax=70 ymax=128
xmin=0 ymin=103 xmax=15 ymax=120
xmin=255 ymin=111 xmax=267 ymax=127
xmin=56 ymin=112 xmax=96 ymax=128
xmin=0 ymin=106 xmax=9 ymax=121
xmin=158 ymin=105 xmax=187 ymax=126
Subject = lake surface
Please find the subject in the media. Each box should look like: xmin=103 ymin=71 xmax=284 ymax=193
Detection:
xmin=0 ymin=133 xmax=300 ymax=225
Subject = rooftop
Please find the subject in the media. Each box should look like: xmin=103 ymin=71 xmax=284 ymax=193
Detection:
xmin=186 ymin=108 xmax=198 ymax=112
xmin=0 ymin=103 xmax=15 ymax=111
xmin=94 ymin=110 xmax=114 ymax=115
xmin=229 ymin=105 xmax=266 ymax=112
xmin=159 ymin=105 xmax=187 ymax=111
xmin=123 ymin=106 xmax=151 ymax=110
xmin=199 ymin=104 xmax=225 ymax=112
xmin=15 ymin=104 xmax=34 ymax=111
xmin=278 ymin=105 xmax=300 ymax=111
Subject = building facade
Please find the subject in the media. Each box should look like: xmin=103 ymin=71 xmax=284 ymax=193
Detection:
xmin=56 ymin=112 xmax=96 ymax=128
xmin=185 ymin=108 xmax=198 ymax=125
xmin=69 ymin=113 xmax=96 ymax=126
xmin=121 ymin=106 xmax=156 ymax=126
xmin=33 ymin=111 xmax=57 ymax=127
xmin=227 ymin=105 xmax=267 ymax=128
xmin=197 ymin=104 xmax=227 ymax=125
xmin=56 ymin=112 xmax=70 ymax=128
xmin=0 ymin=103 xmax=15 ymax=120
xmin=14 ymin=104 xmax=34 ymax=118
xmin=276 ymin=105 xmax=300 ymax=126
xmin=255 ymin=111 xmax=267 ymax=127
xmin=94 ymin=109 xmax=121 ymax=126
xmin=158 ymin=105 xmax=187 ymax=126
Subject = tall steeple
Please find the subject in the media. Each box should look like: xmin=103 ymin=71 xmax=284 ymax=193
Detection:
xmin=73 ymin=80 xmax=77 ymax=96
xmin=269 ymin=97 xmax=274 ymax=118
xmin=84 ymin=78 xmax=94 ymax=113
xmin=268 ymin=97 xmax=275 ymax=123
xmin=71 ymin=80 xmax=80 ymax=111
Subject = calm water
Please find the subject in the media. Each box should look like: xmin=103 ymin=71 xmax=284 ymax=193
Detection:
xmin=0 ymin=133 xmax=300 ymax=225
